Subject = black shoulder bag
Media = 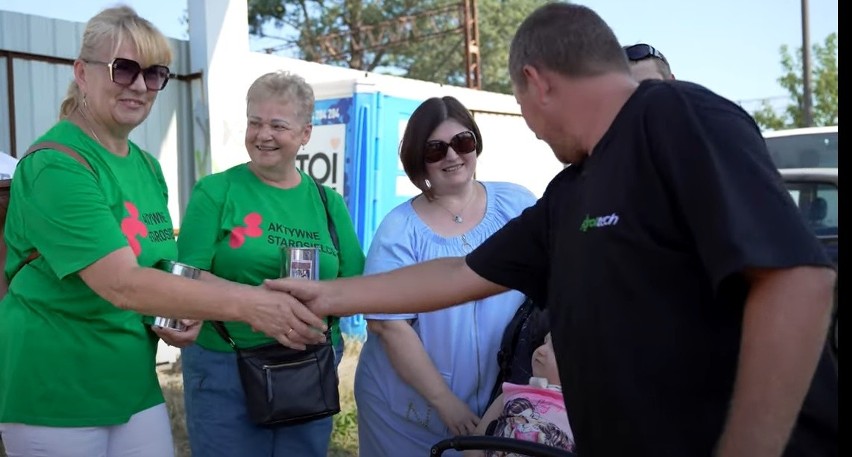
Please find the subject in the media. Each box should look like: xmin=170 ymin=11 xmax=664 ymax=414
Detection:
xmin=212 ymin=177 xmax=341 ymax=427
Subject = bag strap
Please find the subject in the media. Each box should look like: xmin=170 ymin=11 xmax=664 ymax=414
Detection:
xmin=211 ymin=321 xmax=241 ymax=351
xmin=311 ymin=176 xmax=339 ymax=252
xmin=15 ymin=142 xmax=94 ymax=268
xmin=212 ymin=176 xmax=339 ymax=349
xmin=12 ymin=142 xmax=155 ymax=278
xmin=27 ymin=141 xmax=155 ymax=175
xmin=25 ymin=141 xmax=94 ymax=171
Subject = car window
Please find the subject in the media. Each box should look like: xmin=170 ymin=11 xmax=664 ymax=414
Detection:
xmin=765 ymin=131 xmax=838 ymax=169
xmin=784 ymin=181 xmax=838 ymax=237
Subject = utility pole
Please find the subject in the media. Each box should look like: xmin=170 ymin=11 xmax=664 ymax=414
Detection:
xmin=277 ymin=1 xmax=482 ymax=89
xmin=801 ymin=0 xmax=814 ymax=127
xmin=463 ymin=0 xmax=482 ymax=90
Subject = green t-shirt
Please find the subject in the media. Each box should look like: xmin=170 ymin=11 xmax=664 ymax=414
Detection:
xmin=0 ymin=120 xmax=177 ymax=426
xmin=178 ymin=164 xmax=365 ymax=351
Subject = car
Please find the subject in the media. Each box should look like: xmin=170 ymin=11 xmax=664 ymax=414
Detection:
xmin=764 ymin=126 xmax=838 ymax=169
xmin=778 ymin=167 xmax=838 ymax=360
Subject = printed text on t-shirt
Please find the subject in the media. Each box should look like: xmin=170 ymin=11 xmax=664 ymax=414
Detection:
xmin=121 ymin=203 xmax=173 ymax=256
xmin=266 ymin=222 xmax=335 ymax=255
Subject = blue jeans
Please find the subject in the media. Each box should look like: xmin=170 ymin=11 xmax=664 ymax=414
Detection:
xmin=181 ymin=341 xmax=344 ymax=457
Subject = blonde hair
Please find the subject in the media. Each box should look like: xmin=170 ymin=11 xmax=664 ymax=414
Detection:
xmin=246 ymin=71 xmax=315 ymax=125
xmin=59 ymin=5 xmax=173 ymax=119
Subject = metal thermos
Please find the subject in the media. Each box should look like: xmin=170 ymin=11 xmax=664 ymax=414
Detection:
xmin=280 ymin=247 xmax=320 ymax=280
xmin=152 ymin=260 xmax=202 ymax=332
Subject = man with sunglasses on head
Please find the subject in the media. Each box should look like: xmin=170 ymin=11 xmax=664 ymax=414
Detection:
xmin=624 ymin=42 xmax=675 ymax=81
xmin=267 ymin=3 xmax=837 ymax=457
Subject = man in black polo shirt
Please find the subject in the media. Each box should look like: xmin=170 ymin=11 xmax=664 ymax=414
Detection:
xmin=268 ymin=4 xmax=838 ymax=457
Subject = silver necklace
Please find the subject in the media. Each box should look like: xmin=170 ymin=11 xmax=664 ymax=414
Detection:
xmin=88 ymin=126 xmax=103 ymax=146
xmin=433 ymin=184 xmax=477 ymax=224
xmin=77 ymin=106 xmax=104 ymax=147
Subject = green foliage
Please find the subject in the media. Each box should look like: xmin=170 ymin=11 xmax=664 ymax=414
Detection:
xmin=752 ymin=33 xmax=838 ymax=130
xmin=249 ymin=0 xmax=429 ymax=71
xmin=249 ymin=0 xmax=288 ymax=34
xmin=386 ymin=0 xmax=541 ymax=93
xmin=248 ymin=0 xmax=541 ymax=93
xmin=329 ymin=395 xmax=360 ymax=456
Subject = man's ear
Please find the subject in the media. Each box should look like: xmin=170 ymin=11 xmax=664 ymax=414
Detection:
xmin=669 ymin=73 xmax=676 ymax=80
xmin=523 ymin=65 xmax=551 ymax=104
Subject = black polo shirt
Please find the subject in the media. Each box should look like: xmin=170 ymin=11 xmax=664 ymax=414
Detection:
xmin=466 ymin=80 xmax=837 ymax=457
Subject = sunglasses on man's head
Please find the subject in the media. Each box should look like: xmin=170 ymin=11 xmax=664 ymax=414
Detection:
xmin=623 ymin=44 xmax=668 ymax=65
xmin=84 ymin=57 xmax=172 ymax=91
xmin=424 ymin=131 xmax=477 ymax=163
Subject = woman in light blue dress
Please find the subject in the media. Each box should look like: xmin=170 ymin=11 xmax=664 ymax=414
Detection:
xmin=353 ymin=96 xmax=537 ymax=456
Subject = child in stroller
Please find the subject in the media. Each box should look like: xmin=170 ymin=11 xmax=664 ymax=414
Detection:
xmin=464 ymin=324 xmax=575 ymax=457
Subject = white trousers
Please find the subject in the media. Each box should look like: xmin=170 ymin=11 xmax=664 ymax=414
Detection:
xmin=0 ymin=403 xmax=174 ymax=457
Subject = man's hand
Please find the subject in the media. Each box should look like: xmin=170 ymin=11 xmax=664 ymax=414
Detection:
xmin=241 ymin=287 xmax=328 ymax=350
xmin=263 ymin=278 xmax=334 ymax=317
xmin=153 ymin=319 xmax=202 ymax=348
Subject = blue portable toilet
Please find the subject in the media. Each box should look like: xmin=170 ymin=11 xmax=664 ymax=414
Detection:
xmin=306 ymin=81 xmax=425 ymax=342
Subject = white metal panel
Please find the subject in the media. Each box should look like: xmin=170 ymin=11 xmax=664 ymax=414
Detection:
xmin=0 ymin=12 xmax=85 ymax=59
xmin=0 ymin=56 xmax=9 ymax=156
xmin=129 ymin=81 xmax=183 ymax=224
xmin=473 ymin=112 xmax=563 ymax=198
xmin=248 ymin=52 xmax=522 ymax=116
xmin=13 ymin=59 xmax=70 ymax=153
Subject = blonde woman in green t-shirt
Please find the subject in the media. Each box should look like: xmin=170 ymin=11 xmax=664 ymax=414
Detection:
xmin=177 ymin=70 xmax=366 ymax=457
xmin=0 ymin=8 xmax=326 ymax=457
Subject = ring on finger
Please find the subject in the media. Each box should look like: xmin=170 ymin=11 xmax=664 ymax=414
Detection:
xmin=287 ymin=328 xmax=294 ymax=336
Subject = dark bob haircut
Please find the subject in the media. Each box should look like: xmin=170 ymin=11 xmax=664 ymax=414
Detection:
xmin=399 ymin=96 xmax=483 ymax=200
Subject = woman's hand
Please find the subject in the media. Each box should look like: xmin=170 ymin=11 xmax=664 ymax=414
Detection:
xmin=242 ymin=287 xmax=329 ymax=350
xmin=153 ymin=319 xmax=202 ymax=348
xmin=434 ymin=393 xmax=480 ymax=436
xmin=263 ymin=277 xmax=333 ymax=317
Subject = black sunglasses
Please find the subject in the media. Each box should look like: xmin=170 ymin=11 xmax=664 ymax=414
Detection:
xmin=623 ymin=44 xmax=668 ymax=65
xmin=424 ymin=131 xmax=478 ymax=163
xmin=84 ymin=57 xmax=172 ymax=91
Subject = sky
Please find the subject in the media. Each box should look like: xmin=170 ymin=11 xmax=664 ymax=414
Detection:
xmin=0 ymin=0 xmax=838 ymax=108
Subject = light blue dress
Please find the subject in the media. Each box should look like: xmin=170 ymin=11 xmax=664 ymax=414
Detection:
xmin=354 ymin=181 xmax=537 ymax=457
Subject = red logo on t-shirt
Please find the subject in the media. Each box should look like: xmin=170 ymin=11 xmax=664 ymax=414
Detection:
xmin=230 ymin=212 xmax=263 ymax=248
xmin=121 ymin=201 xmax=148 ymax=256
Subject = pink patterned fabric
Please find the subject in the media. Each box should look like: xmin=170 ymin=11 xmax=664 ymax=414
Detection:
xmin=486 ymin=381 xmax=575 ymax=457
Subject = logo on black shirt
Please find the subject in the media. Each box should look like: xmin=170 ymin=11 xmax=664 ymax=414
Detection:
xmin=579 ymin=213 xmax=620 ymax=232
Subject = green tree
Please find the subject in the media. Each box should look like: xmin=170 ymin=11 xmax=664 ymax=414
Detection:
xmin=385 ymin=0 xmax=540 ymax=93
xmin=247 ymin=0 xmax=541 ymax=93
xmin=752 ymin=33 xmax=838 ymax=130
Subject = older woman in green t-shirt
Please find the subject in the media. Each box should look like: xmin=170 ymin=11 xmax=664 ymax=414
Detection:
xmin=177 ymin=70 xmax=365 ymax=457
xmin=0 ymin=8 xmax=325 ymax=457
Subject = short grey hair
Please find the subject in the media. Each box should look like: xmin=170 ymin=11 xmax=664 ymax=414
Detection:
xmin=246 ymin=71 xmax=315 ymax=125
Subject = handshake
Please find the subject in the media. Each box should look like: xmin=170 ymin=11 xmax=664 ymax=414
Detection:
xmin=153 ymin=256 xmax=475 ymax=351
xmin=151 ymin=271 xmax=333 ymax=350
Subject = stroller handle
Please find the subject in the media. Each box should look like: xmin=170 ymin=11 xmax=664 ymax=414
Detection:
xmin=430 ymin=436 xmax=577 ymax=457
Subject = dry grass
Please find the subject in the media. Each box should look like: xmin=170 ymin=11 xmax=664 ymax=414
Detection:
xmin=0 ymin=341 xmax=363 ymax=457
